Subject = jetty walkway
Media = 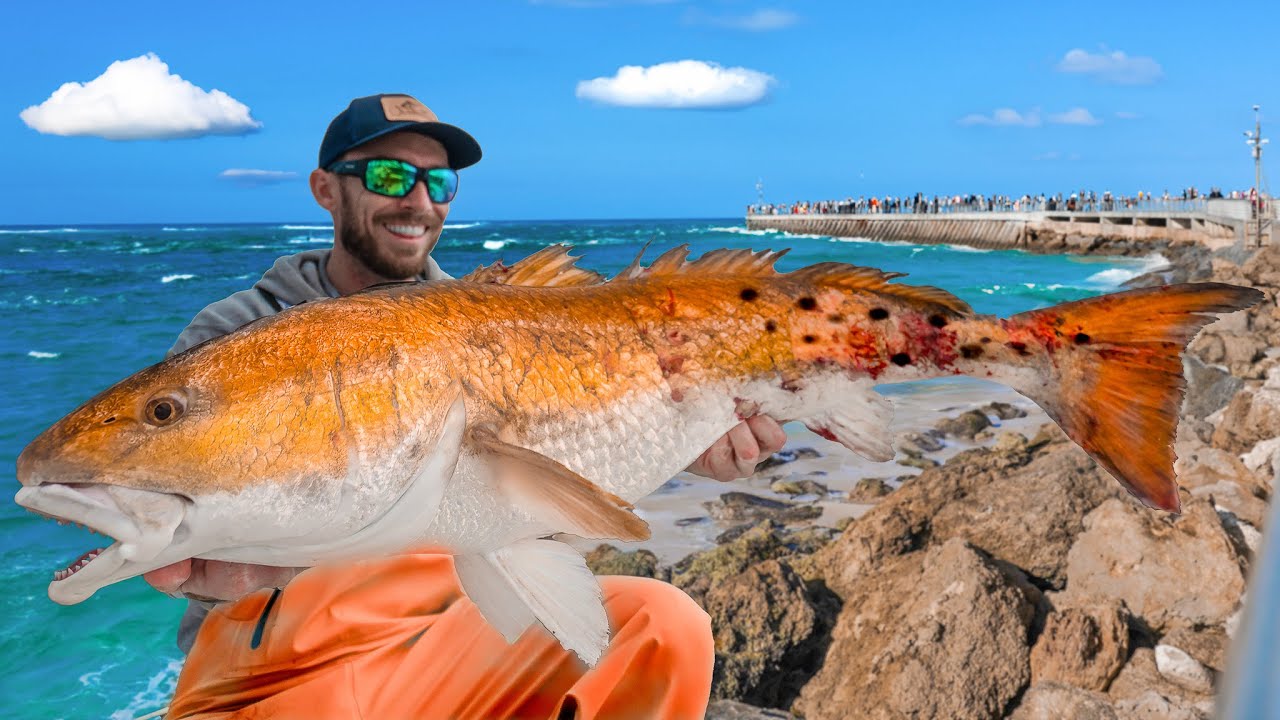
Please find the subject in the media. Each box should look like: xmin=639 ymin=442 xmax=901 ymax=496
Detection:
xmin=746 ymin=199 xmax=1274 ymax=255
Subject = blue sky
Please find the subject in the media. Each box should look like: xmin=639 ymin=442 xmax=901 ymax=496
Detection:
xmin=2 ymin=0 xmax=1276 ymax=224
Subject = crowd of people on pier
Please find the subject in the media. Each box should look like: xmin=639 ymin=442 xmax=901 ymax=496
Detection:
xmin=747 ymin=186 xmax=1265 ymax=216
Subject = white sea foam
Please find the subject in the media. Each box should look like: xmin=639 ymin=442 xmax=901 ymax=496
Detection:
xmin=444 ymin=222 xmax=482 ymax=229
xmin=161 ymin=227 xmax=207 ymax=232
xmin=109 ymin=657 xmax=184 ymax=720
xmin=287 ymin=236 xmax=333 ymax=244
xmin=482 ymin=239 xmax=507 ymax=250
xmin=945 ymin=243 xmax=992 ymax=253
xmin=28 ymin=351 xmax=59 ymax=359
xmin=1084 ymin=253 xmax=1169 ymax=288
xmin=708 ymin=226 xmax=780 ymax=236
xmin=17 ymin=248 xmax=35 ymax=253
xmin=161 ymin=274 xmax=195 ymax=283
xmin=0 ymin=227 xmax=78 ymax=234
xmin=279 ymin=224 xmax=332 ymax=230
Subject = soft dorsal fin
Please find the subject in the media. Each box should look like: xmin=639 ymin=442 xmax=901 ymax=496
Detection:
xmin=608 ymin=244 xmax=972 ymax=315
xmin=788 ymin=262 xmax=973 ymax=315
xmin=462 ymin=245 xmax=606 ymax=287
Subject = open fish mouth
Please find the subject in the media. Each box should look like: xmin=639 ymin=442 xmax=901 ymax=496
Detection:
xmin=14 ymin=483 xmax=187 ymax=604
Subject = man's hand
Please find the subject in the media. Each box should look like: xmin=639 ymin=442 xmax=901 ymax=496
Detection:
xmin=686 ymin=415 xmax=787 ymax=482
xmin=144 ymin=559 xmax=303 ymax=603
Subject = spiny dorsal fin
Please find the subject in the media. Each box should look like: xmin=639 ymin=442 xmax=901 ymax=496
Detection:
xmin=788 ymin=262 xmax=973 ymax=315
xmin=462 ymin=245 xmax=606 ymax=287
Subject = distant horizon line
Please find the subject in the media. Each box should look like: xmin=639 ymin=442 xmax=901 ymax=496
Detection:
xmin=0 ymin=217 xmax=746 ymax=229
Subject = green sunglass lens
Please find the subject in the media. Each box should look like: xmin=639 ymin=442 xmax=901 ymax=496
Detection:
xmin=426 ymin=169 xmax=459 ymax=203
xmin=365 ymin=161 xmax=414 ymax=197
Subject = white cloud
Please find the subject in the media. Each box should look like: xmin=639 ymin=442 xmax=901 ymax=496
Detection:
xmin=958 ymin=108 xmax=1042 ymax=127
xmin=576 ymin=60 xmax=775 ymax=109
xmin=1048 ymin=107 xmax=1101 ymax=125
xmin=1033 ymin=151 xmax=1062 ymax=161
xmin=219 ymin=169 xmax=299 ymax=186
xmin=1055 ymin=48 xmax=1163 ymax=85
xmin=20 ymin=53 xmax=261 ymax=140
xmin=684 ymin=8 xmax=798 ymax=31
xmin=1115 ymin=110 xmax=1140 ymax=120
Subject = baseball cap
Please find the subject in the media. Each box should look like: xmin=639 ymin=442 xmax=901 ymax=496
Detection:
xmin=318 ymin=94 xmax=483 ymax=170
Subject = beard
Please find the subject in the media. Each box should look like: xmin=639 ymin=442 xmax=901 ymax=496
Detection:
xmin=335 ymin=187 xmax=436 ymax=280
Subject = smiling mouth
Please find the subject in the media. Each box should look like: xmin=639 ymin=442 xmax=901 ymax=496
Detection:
xmin=384 ymin=223 xmax=427 ymax=238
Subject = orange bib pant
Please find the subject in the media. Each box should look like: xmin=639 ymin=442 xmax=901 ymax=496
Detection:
xmin=167 ymin=552 xmax=715 ymax=719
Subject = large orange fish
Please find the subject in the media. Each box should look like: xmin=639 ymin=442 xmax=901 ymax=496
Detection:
xmin=14 ymin=246 xmax=1263 ymax=663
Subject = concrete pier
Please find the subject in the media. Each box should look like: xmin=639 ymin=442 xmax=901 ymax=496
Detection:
xmin=746 ymin=200 xmax=1274 ymax=255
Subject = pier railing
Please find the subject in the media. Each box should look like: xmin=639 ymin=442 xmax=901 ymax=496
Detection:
xmin=745 ymin=200 xmax=1274 ymax=253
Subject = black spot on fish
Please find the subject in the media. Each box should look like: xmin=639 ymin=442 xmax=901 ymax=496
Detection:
xmin=1008 ymin=341 xmax=1030 ymax=356
xmin=828 ymin=313 xmax=844 ymax=324
xmin=960 ymin=344 xmax=983 ymax=359
xmin=891 ymin=353 xmax=912 ymax=366
xmin=102 ymin=417 xmax=116 ymax=425
xmin=869 ymin=308 xmax=889 ymax=320
xmin=740 ymin=288 xmax=759 ymax=302
xmin=1075 ymin=332 xmax=1091 ymax=345
xmin=928 ymin=314 xmax=948 ymax=328
xmin=980 ymin=336 xmax=992 ymax=344
xmin=798 ymin=297 xmax=817 ymax=311
xmin=803 ymin=335 xmax=817 ymax=344
xmin=764 ymin=320 xmax=778 ymax=333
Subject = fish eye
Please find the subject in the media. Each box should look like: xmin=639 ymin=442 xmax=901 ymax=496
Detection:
xmin=144 ymin=393 xmax=186 ymax=426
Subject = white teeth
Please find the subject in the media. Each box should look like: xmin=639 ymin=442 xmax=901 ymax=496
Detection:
xmin=384 ymin=224 xmax=426 ymax=237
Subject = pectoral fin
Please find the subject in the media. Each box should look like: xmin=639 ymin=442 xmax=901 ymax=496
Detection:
xmin=467 ymin=426 xmax=651 ymax=541
xmin=455 ymin=539 xmax=610 ymax=666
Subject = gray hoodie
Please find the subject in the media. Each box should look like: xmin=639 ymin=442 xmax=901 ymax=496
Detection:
xmin=167 ymin=246 xmax=451 ymax=652
xmin=168 ymin=247 xmax=451 ymax=357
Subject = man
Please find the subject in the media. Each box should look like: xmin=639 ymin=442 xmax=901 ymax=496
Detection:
xmin=148 ymin=93 xmax=787 ymax=719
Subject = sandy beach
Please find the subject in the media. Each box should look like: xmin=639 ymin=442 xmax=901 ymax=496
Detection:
xmin=570 ymin=378 xmax=1048 ymax=564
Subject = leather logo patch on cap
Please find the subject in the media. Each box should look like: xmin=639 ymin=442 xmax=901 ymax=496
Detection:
xmin=381 ymin=95 xmax=438 ymax=122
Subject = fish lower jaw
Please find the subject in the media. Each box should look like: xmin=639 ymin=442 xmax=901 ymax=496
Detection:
xmin=53 ymin=544 xmax=113 ymax=583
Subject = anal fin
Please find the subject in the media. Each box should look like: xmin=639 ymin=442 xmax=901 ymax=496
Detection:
xmin=455 ymin=539 xmax=609 ymax=666
xmin=802 ymin=384 xmax=896 ymax=462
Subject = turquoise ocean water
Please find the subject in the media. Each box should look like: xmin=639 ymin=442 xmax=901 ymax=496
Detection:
xmin=0 ymin=219 xmax=1161 ymax=718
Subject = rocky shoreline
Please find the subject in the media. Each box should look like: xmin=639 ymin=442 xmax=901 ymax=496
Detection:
xmin=586 ymin=243 xmax=1279 ymax=719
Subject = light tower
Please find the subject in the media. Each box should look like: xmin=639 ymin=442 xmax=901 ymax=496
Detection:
xmin=1245 ymin=105 xmax=1270 ymax=246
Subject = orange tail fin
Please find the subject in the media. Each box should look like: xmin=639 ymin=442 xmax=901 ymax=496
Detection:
xmin=1008 ymin=283 xmax=1266 ymax=513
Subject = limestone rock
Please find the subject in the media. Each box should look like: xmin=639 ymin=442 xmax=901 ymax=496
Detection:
xmin=896 ymin=455 xmax=939 ymax=470
xmin=847 ymin=477 xmax=892 ymax=502
xmin=817 ymin=436 xmax=1119 ymax=595
xmin=1154 ymin=644 xmax=1214 ymax=694
xmin=898 ymin=429 xmax=945 ymax=454
xmin=705 ymin=559 xmax=825 ymax=707
xmin=983 ymin=401 xmax=1028 ymax=420
xmin=1113 ymin=690 xmax=1212 ymax=720
xmin=1182 ymin=355 xmax=1245 ymax=420
xmin=1174 ymin=444 xmax=1270 ymax=526
xmin=583 ymin=544 xmax=658 ymax=578
xmin=755 ymin=447 xmax=822 ymax=473
xmin=1029 ymin=600 xmax=1130 ymax=691
xmin=794 ymin=539 xmax=1035 ymax=720
xmin=704 ymin=491 xmax=823 ymax=525
xmin=1010 ymin=682 xmax=1119 ymax=720
xmin=935 ymin=409 xmax=992 ymax=439
xmin=672 ymin=522 xmax=785 ymax=604
xmin=703 ymin=700 xmax=792 ymax=719
xmin=1058 ymin=498 xmax=1246 ymax=631
xmin=769 ymin=478 xmax=828 ymax=497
